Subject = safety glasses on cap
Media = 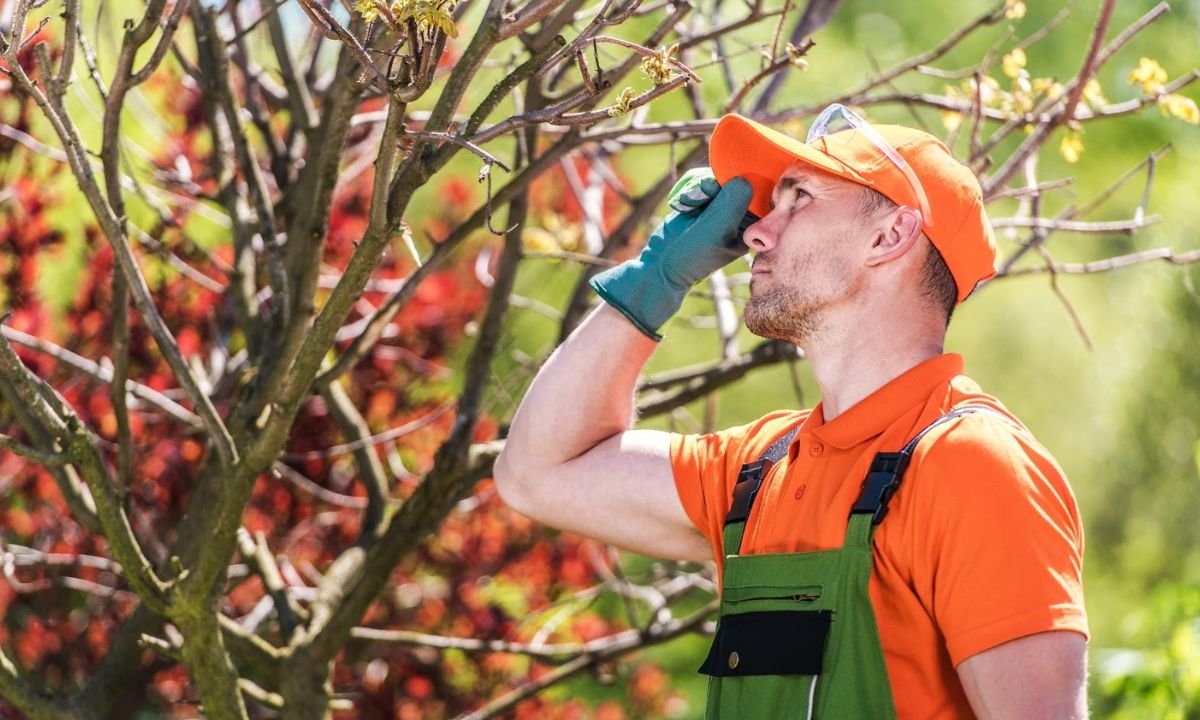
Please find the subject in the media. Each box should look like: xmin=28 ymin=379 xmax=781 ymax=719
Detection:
xmin=806 ymin=103 xmax=935 ymax=229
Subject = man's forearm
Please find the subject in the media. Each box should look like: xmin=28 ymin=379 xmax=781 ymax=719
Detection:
xmin=501 ymin=305 xmax=657 ymax=473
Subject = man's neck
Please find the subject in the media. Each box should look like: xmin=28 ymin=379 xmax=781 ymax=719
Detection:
xmin=806 ymin=315 xmax=946 ymax=422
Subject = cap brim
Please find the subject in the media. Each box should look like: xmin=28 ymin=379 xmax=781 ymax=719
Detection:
xmin=710 ymin=115 xmax=867 ymax=219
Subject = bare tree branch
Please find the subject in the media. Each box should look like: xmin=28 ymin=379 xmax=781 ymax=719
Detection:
xmin=638 ymin=340 xmax=805 ymax=418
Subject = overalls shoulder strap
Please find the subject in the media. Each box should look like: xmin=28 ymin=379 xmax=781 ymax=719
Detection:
xmin=849 ymin=404 xmax=1008 ymax=527
xmin=721 ymin=424 xmax=800 ymax=557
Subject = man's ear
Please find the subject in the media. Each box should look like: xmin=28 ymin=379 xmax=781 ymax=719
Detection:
xmin=865 ymin=206 xmax=924 ymax=267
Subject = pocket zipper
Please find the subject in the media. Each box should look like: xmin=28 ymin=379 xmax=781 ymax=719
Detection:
xmin=727 ymin=592 xmax=822 ymax=604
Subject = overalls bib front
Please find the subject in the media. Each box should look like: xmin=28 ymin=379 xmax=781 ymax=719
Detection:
xmin=699 ymin=406 xmax=1002 ymax=718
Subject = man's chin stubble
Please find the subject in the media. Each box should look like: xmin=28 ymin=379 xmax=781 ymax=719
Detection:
xmin=744 ymin=292 xmax=819 ymax=346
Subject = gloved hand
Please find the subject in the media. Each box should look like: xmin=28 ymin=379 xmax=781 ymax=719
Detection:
xmin=589 ymin=169 xmax=755 ymax=340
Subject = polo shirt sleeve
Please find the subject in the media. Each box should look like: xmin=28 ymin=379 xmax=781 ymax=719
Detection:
xmin=669 ymin=411 xmax=800 ymax=560
xmin=901 ymin=413 xmax=1088 ymax=666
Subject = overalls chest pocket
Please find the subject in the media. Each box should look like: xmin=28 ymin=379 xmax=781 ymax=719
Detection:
xmin=700 ymin=552 xmax=841 ymax=679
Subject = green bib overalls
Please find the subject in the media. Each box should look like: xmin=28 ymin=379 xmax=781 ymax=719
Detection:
xmin=699 ymin=406 xmax=1001 ymax=719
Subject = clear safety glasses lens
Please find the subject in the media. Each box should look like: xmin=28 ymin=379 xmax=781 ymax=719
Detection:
xmin=806 ymin=104 xmax=934 ymax=229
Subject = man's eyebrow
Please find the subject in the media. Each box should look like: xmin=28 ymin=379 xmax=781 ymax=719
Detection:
xmin=771 ymin=174 xmax=809 ymax=206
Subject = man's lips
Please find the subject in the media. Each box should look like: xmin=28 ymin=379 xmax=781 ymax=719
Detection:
xmin=750 ymin=264 xmax=771 ymax=276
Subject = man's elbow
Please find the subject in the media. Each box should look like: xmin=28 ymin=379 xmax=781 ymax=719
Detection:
xmin=492 ymin=449 xmax=535 ymax=517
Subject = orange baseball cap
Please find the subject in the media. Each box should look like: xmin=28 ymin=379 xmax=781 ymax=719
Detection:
xmin=709 ymin=113 xmax=996 ymax=303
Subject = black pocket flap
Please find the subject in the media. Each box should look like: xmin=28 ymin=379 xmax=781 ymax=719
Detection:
xmin=698 ymin=610 xmax=831 ymax=677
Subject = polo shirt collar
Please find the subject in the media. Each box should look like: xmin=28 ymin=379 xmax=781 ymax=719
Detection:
xmin=802 ymin=353 xmax=965 ymax=449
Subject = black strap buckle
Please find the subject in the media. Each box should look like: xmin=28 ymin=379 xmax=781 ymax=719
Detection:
xmin=725 ymin=459 xmax=773 ymax=525
xmin=850 ymin=453 xmax=910 ymax=525
xmin=848 ymin=405 xmax=1010 ymax=527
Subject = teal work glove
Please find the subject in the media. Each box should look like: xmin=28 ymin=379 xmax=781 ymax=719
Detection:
xmin=589 ymin=169 xmax=755 ymax=340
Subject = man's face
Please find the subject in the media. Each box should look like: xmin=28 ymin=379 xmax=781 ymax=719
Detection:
xmin=742 ymin=162 xmax=877 ymax=346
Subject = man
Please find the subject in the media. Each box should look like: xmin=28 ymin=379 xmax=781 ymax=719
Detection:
xmin=494 ymin=106 xmax=1088 ymax=719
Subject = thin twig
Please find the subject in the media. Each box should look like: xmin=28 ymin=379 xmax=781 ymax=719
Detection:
xmin=989 ymin=216 xmax=1159 ymax=233
xmin=766 ymin=0 xmax=793 ymax=70
xmin=226 ymin=0 xmax=291 ymax=45
xmin=498 ymin=0 xmax=569 ymax=40
xmin=1036 ymin=245 xmax=1093 ymax=350
xmin=0 ymin=325 xmax=201 ymax=426
xmin=523 ymin=250 xmax=617 ymax=266
xmin=990 ymin=177 xmax=1075 ymax=201
xmin=455 ymin=599 xmax=718 ymax=720
xmin=1069 ymin=145 xmax=1170 ymax=222
xmin=236 ymin=528 xmax=303 ymax=642
xmin=999 ymin=247 xmax=1200 ymax=277
xmin=724 ymin=40 xmax=813 ymax=112
xmin=271 ymin=462 xmax=370 ymax=509
xmin=557 ymin=74 xmax=691 ymax=125
xmin=0 ymin=434 xmax=69 ymax=466
xmin=406 ymin=130 xmax=512 ymax=172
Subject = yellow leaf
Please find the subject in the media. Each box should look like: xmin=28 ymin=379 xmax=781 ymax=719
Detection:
xmin=786 ymin=43 xmax=810 ymax=69
xmin=430 ymin=10 xmax=458 ymax=37
xmin=354 ymin=0 xmax=381 ymax=20
xmin=1004 ymin=0 xmax=1026 ymax=19
xmin=940 ymin=111 xmax=963 ymax=132
xmin=1082 ymin=78 xmax=1107 ymax=109
xmin=393 ymin=0 xmax=458 ymax=37
xmin=961 ymin=75 xmax=1002 ymax=107
xmin=1158 ymin=93 xmax=1200 ymax=124
xmin=521 ymin=227 xmax=560 ymax=253
xmin=1059 ymin=131 xmax=1084 ymax=164
xmin=1002 ymin=48 xmax=1026 ymax=79
xmin=1128 ymin=57 xmax=1168 ymax=95
xmin=640 ymin=46 xmax=678 ymax=86
xmin=607 ymin=87 xmax=638 ymax=118
xmin=1032 ymin=77 xmax=1063 ymax=102
xmin=542 ymin=212 xmax=583 ymax=251
xmin=1012 ymin=88 xmax=1033 ymax=114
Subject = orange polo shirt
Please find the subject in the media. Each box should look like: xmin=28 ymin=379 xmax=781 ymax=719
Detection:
xmin=670 ymin=354 xmax=1087 ymax=719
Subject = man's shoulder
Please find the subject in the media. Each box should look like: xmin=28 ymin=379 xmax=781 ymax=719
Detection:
xmin=910 ymin=382 xmax=1067 ymax=490
xmin=939 ymin=375 xmax=1033 ymax=438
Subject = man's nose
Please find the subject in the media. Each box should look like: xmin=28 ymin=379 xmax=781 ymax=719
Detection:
xmin=742 ymin=215 xmax=776 ymax=254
